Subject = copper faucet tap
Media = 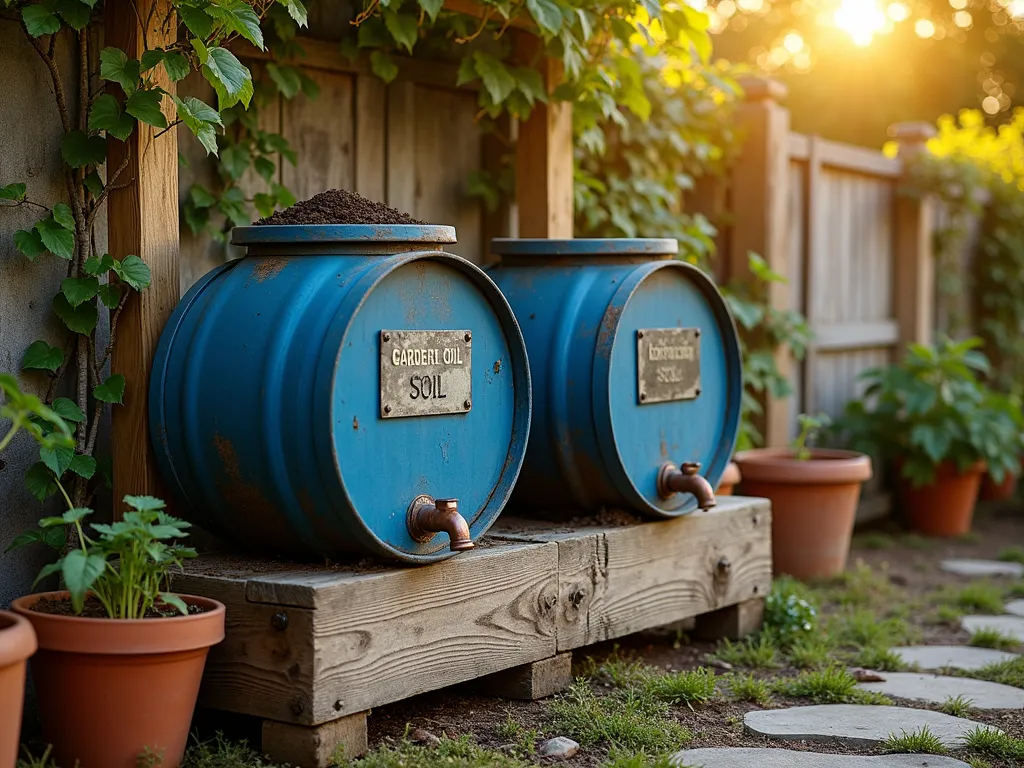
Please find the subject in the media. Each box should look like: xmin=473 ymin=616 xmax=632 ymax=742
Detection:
xmin=407 ymin=496 xmax=474 ymax=552
xmin=657 ymin=461 xmax=717 ymax=510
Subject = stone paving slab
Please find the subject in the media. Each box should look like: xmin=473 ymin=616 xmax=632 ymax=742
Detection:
xmin=673 ymin=748 xmax=972 ymax=768
xmin=1005 ymin=599 xmax=1024 ymax=618
xmin=744 ymin=704 xmax=1001 ymax=748
xmin=856 ymin=671 xmax=1024 ymax=708
xmin=962 ymin=614 xmax=1024 ymax=643
xmin=891 ymin=645 xmax=1019 ymax=671
xmin=940 ymin=559 xmax=1024 ymax=578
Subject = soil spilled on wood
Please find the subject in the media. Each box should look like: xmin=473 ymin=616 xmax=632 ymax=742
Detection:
xmin=256 ymin=189 xmax=424 ymax=226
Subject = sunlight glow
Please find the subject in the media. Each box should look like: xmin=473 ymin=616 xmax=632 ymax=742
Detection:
xmin=833 ymin=0 xmax=886 ymax=46
xmin=886 ymin=1 xmax=910 ymax=20
xmin=954 ymin=9 xmax=972 ymax=26
xmin=783 ymin=31 xmax=805 ymax=52
xmin=983 ymin=96 xmax=1001 ymax=114
xmin=1008 ymin=0 xmax=1024 ymax=16
xmin=914 ymin=18 xmax=936 ymax=37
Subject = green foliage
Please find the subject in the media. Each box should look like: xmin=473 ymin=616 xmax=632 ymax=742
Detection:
xmin=836 ymin=336 xmax=1024 ymax=487
xmin=646 ymin=667 xmax=716 ymax=708
xmin=712 ymin=634 xmax=780 ymax=669
xmin=998 ymin=546 xmax=1024 ymax=565
xmin=579 ymin=649 xmax=654 ymax=688
xmin=0 ymin=374 xmax=73 ymax=455
xmin=792 ymin=413 xmax=831 ymax=460
xmin=971 ymin=655 xmax=1024 ymax=689
xmin=968 ymin=626 xmax=1019 ymax=650
xmin=493 ymin=712 xmax=538 ymax=758
xmin=882 ymin=726 xmax=948 ymax=755
xmin=603 ymin=748 xmax=680 ymax=768
xmin=774 ymin=665 xmax=890 ymax=705
xmin=764 ymin=576 xmax=818 ymax=642
xmin=786 ymin=633 xmax=834 ymax=670
xmin=342 ymin=733 xmax=531 ymax=768
xmin=962 ymin=727 xmax=1024 ymax=760
xmin=939 ymin=694 xmax=974 ymax=717
xmin=935 ymin=581 xmax=1006 ymax=614
xmin=726 ymin=672 xmax=773 ymax=705
xmin=11 ymin=495 xmax=196 ymax=618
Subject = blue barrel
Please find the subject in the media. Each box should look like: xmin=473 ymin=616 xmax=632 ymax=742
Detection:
xmin=150 ymin=225 xmax=531 ymax=563
xmin=488 ymin=238 xmax=741 ymax=517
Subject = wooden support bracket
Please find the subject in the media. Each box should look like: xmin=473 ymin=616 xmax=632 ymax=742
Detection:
xmin=693 ymin=598 xmax=766 ymax=641
xmin=479 ymin=652 xmax=573 ymax=700
xmin=262 ymin=712 xmax=369 ymax=767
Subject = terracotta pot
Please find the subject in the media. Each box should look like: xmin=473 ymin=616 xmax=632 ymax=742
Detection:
xmin=12 ymin=592 xmax=225 ymax=768
xmin=0 ymin=610 xmax=36 ymax=768
xmin=899 ymin=461 xmax=984 ymax=537
xmin=716 ymin=461 xmax=741 ymax=496
xmin=734 ymin=448 xmax=872 ymax=580
xmin=979 ymin=468 xmax=1018 ymax=502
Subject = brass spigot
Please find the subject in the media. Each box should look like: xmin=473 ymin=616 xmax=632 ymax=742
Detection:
xmin=407 ymin=496 xmax=475 ymax=552
xmin=657 ymin=461 xmax=717 ymax=510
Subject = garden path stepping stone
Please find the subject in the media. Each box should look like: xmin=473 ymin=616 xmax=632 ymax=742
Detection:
xmin=1005 ymin=599 xmax=1024 ymax=617
xmin=962 ymin=615 xmax=1024 ymax=643
xmin=892 ymin=645 xmax=1018 ymax=671
xmin=673 ymin=748 xmax=972 ymax=768
xmin=743 ymin=704 xmax=1001 ymax=748
xmin=856 ymin=671 xmax=1024 ymax=708
xmin=940 ymin=558 xmax=1024 ymax=578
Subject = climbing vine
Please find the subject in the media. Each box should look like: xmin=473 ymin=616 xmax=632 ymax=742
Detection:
xmin=0 ymin=0 xmax=305 ymax=524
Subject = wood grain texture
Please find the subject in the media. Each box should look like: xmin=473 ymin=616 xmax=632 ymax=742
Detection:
xmin=354 ymin=75 xmax=387 ymax=203
xmin=106 ymin=0 xmax=179 ymax=515
xmin=281 ymin=69 xmax=355 ymax=201
xmin=480 ymin=652 xmax=572 ymax=700
xmin=263 ymin=712 xmax=368 ymax=767
xmin=693 ymin=598 xmax=765 ymax=641
xmin=386 ymin=81 xmax=417 ymax=216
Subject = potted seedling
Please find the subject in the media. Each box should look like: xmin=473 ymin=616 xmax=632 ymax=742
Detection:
xmin=735 ymin=412 xmax=872 ymax=580
xmin=979 ymin=389 xmax=1024 ymax=502
xmin=0 ymin=374 xmax=73 ymax=768
xmin=9 ymin=489 xmax=225 ymax=768
xmin=837 ymin=337 xmax=1021 ymax=537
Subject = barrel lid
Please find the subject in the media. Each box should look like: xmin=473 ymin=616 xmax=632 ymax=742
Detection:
xmin=232 ymin=224 xmax=457 ymax=245
xmin=490 ymin=238 xmax=678 ymax=257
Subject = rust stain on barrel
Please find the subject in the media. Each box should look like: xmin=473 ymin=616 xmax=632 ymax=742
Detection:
xmin=212 ymin=432 xmax=281 ymax=541
xmin=252 ymin=257 xmax=290 ymax=283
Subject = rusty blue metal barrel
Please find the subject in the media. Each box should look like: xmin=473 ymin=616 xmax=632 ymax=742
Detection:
xmin=150 ymin=225 xmax=531 ymax=563
xmin=488 ymin=238 xmax=741 ymax=517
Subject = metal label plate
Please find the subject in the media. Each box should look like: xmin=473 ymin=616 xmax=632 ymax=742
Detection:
xmin=380 ymin=330 xmax=472 ymax=418
xmin=636 ymin=328 xmax=701 ymax=405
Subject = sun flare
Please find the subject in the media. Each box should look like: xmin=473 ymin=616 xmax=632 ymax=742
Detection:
xmin=832 ymin=0 xmax=887 ymax=45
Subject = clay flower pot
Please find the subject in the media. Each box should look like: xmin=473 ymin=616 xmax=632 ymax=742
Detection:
xmin=716 ymin=461 xmax=741 ymax=496
xmin=0 ymin=610 xmax=36 ymax=768
xmin=899 ymin=461 xmax=985 ymax=537
xmin=12 ymin=591 xmax=225 ymax=768
xmin=734 ymin=448 xmax=872 ymax=580
xmin=979 ymin=468 xmax=1018 ymax=502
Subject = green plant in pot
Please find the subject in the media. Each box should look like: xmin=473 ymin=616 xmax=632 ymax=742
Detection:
xmin=0 ymin=375 xmax=72 ymax=768
xmin=979 ymin=387 xmax=1024 ymax=502
xmin=734 ymin=412 xmax=873 ymax=580
xmin=8 ymin=484 xmax=224 ymax=768
xmin=836 ymin=336 xmax=1021 ymax=537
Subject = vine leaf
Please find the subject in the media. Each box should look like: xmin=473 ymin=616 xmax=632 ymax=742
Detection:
xmin=0 ymin=183 xmax=27 ymax=202
xmin=35 ymin=218 xmax=75 ymax=259
xmin=52 ymin=292 xmax=98 ymax=334
xmin=114 ymin=255 xmax=152 ymax=291
xmin=278 ymin=0 xmax=308 ymax=25
xmin=370 ymin=50 xmax=398 ymax=84
xmin=140 ymin=49 xmax=165 ymax=73
xmin=267 ymin=62 xmax=302 ymax=98
xmin=22 ymin=341 xmax=64 ymax=372
xmin=23 ymin=5 xmax=61 ymax=37
xmin=383 ymin=9 xmax=418 ymax=54
xmin=14 ymin=229 xmax=46 ymax=261
xmin=512 ymin=67 xmax=547 ymax=107
xmin=456 ymin=56 xmax=477 ymax=87
xmin=162 ymin=52 xmax=191 ymax=82
xmin=62 ymin=276 xmax=100 ymax=308
xmin=98 ymin=283 xmax=123 ymax=309
xmin=126 ymin=89 xmax=168 ymax=129
xmin=525 ymin=0 xmax=563 ymax=36
xmin=207 ymin=0 xmax=265 ymax=50
xmin=40 ymin=442 xmax=74 ymax=477
xmin=68 ymin=454 xmax=97 ymax=480
xmin=93 ymin=374 xmax=126 ymax=405
xmin=219 ymin=144 xmax=251 ymax=181
xmin=100 ymin=47 xmax=141 ymax=95
xmin=61 ymin=131 xmax=107 ymax=169
xmin=254 ymin=156 xmax=276 ymax=182
xmin=179 ymin=5 xmax=215 ymax=38
xmin=54 ymin=0 xmax=92 ymax=30
xmin=473 ymin=52 xmax=516 ymax=105
xmin=83 ymin=171 xmax=104 ymax=197
xmin=51 ymin=397 xmax=85 ymax=423
xmin=195 ymin=41 xmax=254 ymax=110
xmin=189 ymin=185 xmax=217 ymax=208
xmin=253 ymin=193 xmax=277 ymax=218
xmin=6 ymin=526 xmax=64 ymax=552
xmin=417 ymin=0 xmax=443 ymax=23
xmin=172 ymin=96 xmax=222 ymax=157
xmin=52 ymin=203 xmax=75 ymax=231
xmin=83 ymin=252 xmax=115 ymax=276
xmin=89 ymin=94 xmax=135 ymax=141
xmin=25 ymin=462 xmax=58 ymax=501
xmin=62 ymin=549 xmax=106 ymax=613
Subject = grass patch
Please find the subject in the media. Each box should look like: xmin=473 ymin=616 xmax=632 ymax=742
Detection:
xmin=831 ymin=609 xmax=914 ymax=648
xmin=786 ymin=634 xmax=834 ymax=669
xmin=578 ymin=650 xmax=653 ymax=688
xmin=903 ymin=533 xmax=937 ymax=550
xmin=848 ymin=645 xmax=906 ymax=672
xmin=1006 ymin=582 xmax=1024 ymax=598
xmin=966 ymin=757 xmax=993 ymax=768
xmin=345 ymin=734 xmax=532 ymax=768
xmin=816 ymin=561 xmax=896 ymax=608
xmin=968 ymin=627 xmax=1019 ymax=650
xmin=772 ymin=666 xmax=890 ymax=705
xmin=926 ymin=605 xmax=964 ymax=626
xmin=712 ymin=635 xmax=780 ymax=669
xmin=854 ymin=532 xmax=895 ymax=550
xmin=646 ymin=667 xmax=716 ymax=708
xmin=882 ymin=726 xmax=947 ymax=755
xmin=939 ymin=694 xmax=974 ymax=717
xmin=727 ymin=673 xmax=773 ymax=705
xmin=604 ymin=747 xmax=680 ymax=768
xmin=935 ymin=581 xmax=1006 ymax=614
xmin=494 ymin=713 xmax=538 ymax=758
xmin=970 ymin=656 xmax=1024 ymax=688
xmin=998 ymin=546 xmax=1024 ymax=565
xmin=179 ymin=736 xmax=288 ymax=768
xmin=548 ymin=681 xmax=691 ymax=753
xmin=962 ymin=726 xmax=1024 ymax=760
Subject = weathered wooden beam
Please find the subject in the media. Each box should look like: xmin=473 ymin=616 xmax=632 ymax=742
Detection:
xmin=480 ymin=652 xmax=572 ymax=700
xmin=106 ymin=0 xmax=179 ymax=514
xmin=262 ymin=712 xmax=368 ymax=767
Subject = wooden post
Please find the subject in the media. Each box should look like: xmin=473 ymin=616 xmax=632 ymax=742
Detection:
xmin=729 ymin=77 xmax=792 ymax=446
xmin=514 ymin=35 xmax=573 ymax=238
xmin=106 ymin=0 xmax=180 ymax=513
xmin=890 ymin=122 xmax=937 ymax=351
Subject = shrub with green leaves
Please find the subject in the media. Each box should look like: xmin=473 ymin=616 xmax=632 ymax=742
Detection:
xmin=764 ymin=576 xmax=818 ymax=642
xmin=836 ymin=336 xmax=1023 ymax=487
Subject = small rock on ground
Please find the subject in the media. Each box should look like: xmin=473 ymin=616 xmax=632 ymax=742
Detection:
xmin=409 ymin=728 xmax=440 ymax=748
xmin=537 ymin=737 xmax=579 ymax=758
xmin=940 ymin=558 xmax=1024 ymax=578
xmin=1005 ymin=599 xmax=1024 ymax=617
xmin=962 ymin=614 xmax=1024 ymax=643
xmin=892 ymin=645 xmax=1019 ymax=671
xmin=743 ymin=704 xmax=1000 ymax=748
xmin=673 ymin=748 xmax=972 ymax=767
xmin=856 ymin=671 xmax=1024 ymax=709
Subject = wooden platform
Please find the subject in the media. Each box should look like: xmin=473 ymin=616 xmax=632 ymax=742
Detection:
xmin=174 ymin=495 xmax=772 ymax=766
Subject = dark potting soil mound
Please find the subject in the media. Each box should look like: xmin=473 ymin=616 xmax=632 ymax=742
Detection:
xmin=256 ymin=188 xmax=425 ymax=226
xmin=29 ymin=595 xmax=208 ymax=619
